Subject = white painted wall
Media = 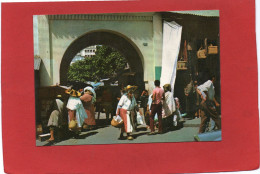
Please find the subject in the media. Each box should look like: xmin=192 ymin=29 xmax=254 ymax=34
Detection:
xmin=34 ymin=15 xmax=52 ymax=86
xmin=35 ymin=13 xmax=164 ymax=88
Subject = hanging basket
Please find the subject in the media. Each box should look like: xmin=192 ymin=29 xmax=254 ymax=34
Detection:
xmin=197 ymin=47 xmax=207 ymax=59
xmin=208 ymin=45 xmax=218 ymax=54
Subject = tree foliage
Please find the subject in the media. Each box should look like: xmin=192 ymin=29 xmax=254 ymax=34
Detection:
xmin=68 ymin=45 xmax=127 ymax=83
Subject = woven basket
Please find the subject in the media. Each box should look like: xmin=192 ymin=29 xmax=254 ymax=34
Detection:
xmin=111 ymin=119 xmax=124 ymax=128
xmin=197 ymin=47 xmax=207 ymax=58
xmin=208 ymin=45 xmax=218 ymax=54
xmin=69 ymin=120 xmax=77 ymax=129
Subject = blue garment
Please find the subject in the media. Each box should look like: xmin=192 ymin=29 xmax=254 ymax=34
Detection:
xmin=210 ymin=118 xmax=216 ymax=131
xmin=148 ymin=94 xmax=158 ymax=120
xmin=196 ymin=130 xmax=221 ymax=141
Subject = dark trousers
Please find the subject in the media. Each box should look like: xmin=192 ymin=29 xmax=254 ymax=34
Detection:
xmin=129 ymin=110 xmax=137 ymax=132
xmin=162 ymin=115 xmax=173 ymax=131
xmin=150 ymin=104 xmax=162 ymax=132
xmin=199 ymin=101 xmax=221 ymax=133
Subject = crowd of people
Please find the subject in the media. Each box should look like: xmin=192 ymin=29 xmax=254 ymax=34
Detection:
xmin=46 ymin=76 xmax=221 ymax=142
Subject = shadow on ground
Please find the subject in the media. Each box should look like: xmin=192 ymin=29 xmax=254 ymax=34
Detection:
xmin=42 ymin=130 xmax=98 ymax=146
xmin=75 ymin=131 xmax=98 ymax=139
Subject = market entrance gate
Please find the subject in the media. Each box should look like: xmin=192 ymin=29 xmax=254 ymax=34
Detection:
xmin=34 ymin=13 xmax=163 ymax=92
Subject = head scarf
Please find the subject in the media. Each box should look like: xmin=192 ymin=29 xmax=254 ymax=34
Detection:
xmin=163 ymin=84 xmax=171 ymax=92
xmin=55 ymin=95 xmax=64 ymax=113
xmin=84 ymin=86 xmax=96 ymax=103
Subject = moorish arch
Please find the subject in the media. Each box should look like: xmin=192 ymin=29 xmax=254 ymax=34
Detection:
xmin=60 ymin=30 xmax=144 ymax=88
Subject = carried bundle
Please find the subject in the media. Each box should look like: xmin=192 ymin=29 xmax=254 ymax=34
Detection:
xmin=136 ymin=111 xmax=144 ymax=125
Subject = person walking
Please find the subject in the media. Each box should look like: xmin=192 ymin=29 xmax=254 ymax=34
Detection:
xmin=116 ymin=86 xmax=138 ymax=140
xmin=149 ymin=80 xmax=165 ymax=135
xmin=81 ymin=86 xmax=96 ymax=130
xmin=196 ymin=75 xmax=221 ymax=133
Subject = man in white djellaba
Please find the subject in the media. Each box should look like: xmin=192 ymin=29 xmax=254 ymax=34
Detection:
xmin=162 ymin=84 xmax=176 ymax=131
xmin=116 ymin=85 xmax=139 ymax=140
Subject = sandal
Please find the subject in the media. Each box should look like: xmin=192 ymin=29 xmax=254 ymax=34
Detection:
xmin=127 ymin=136 xmax=134 ymax=140
xmin=83 ymin=124 xmax=90 ymax=130
xmin=47 ymin=138 xmax=54 ymax=142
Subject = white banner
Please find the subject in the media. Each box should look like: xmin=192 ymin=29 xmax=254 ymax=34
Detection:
xmin=160 ymin=21 xmax=182 ymax=93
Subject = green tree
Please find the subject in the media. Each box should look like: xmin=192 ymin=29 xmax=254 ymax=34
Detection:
xmin=68 ymin=45 xmax=127 ymax=83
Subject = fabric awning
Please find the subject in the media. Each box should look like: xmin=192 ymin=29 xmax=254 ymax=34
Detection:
xmin=171 ymin=10 xmax=219 ymax=17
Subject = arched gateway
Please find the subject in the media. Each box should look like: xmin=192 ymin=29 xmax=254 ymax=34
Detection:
xmin=34 ymin=13 xmax=164 ymax=92
xmin=60 ymin=30 xmax=144 ymax=87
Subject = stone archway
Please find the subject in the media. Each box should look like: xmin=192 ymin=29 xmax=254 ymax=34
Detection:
xmin=60 ymin=30 xmax=144 ymax=88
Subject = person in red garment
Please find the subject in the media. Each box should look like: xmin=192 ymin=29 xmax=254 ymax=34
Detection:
xmin=81 ymin=86 xmax=96 ymax=130
xmin=149 ymin=80 xmax=165 ymax=135
xmin=117 ymin=85 xmax=138 ymax=140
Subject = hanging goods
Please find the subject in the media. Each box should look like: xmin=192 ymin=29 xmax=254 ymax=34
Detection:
xmin=208 ymin=44 xmax=218 ymax=54
xmin=197 ymin=47 xmax=207 ymax=58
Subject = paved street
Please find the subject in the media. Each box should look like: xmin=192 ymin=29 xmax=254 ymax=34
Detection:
xmin=36 ymin=125 xmax=198 ymax=146
xmin=36 ymin=114 xmax=201 ymax=146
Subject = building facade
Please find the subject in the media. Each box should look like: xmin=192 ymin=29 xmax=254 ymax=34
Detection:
xmin=33 ymin=11 xmax=220 ymax=98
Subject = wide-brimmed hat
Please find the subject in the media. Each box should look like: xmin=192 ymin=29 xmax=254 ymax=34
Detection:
xmin=65 ymin=89 xmax=81 ymax=97
xmin=124 ymin=85 xmax=138 ymax=92
xmin=56 ymin=94 xmax=62 ymax=98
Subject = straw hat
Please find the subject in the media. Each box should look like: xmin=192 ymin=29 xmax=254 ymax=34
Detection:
xmin=65 ymin=89 xmax=81 ymax=97
xmin=56 ymin=95 xmax=62 ymax=98
xmin=124 ymin=85 xmax=138 ymax=92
